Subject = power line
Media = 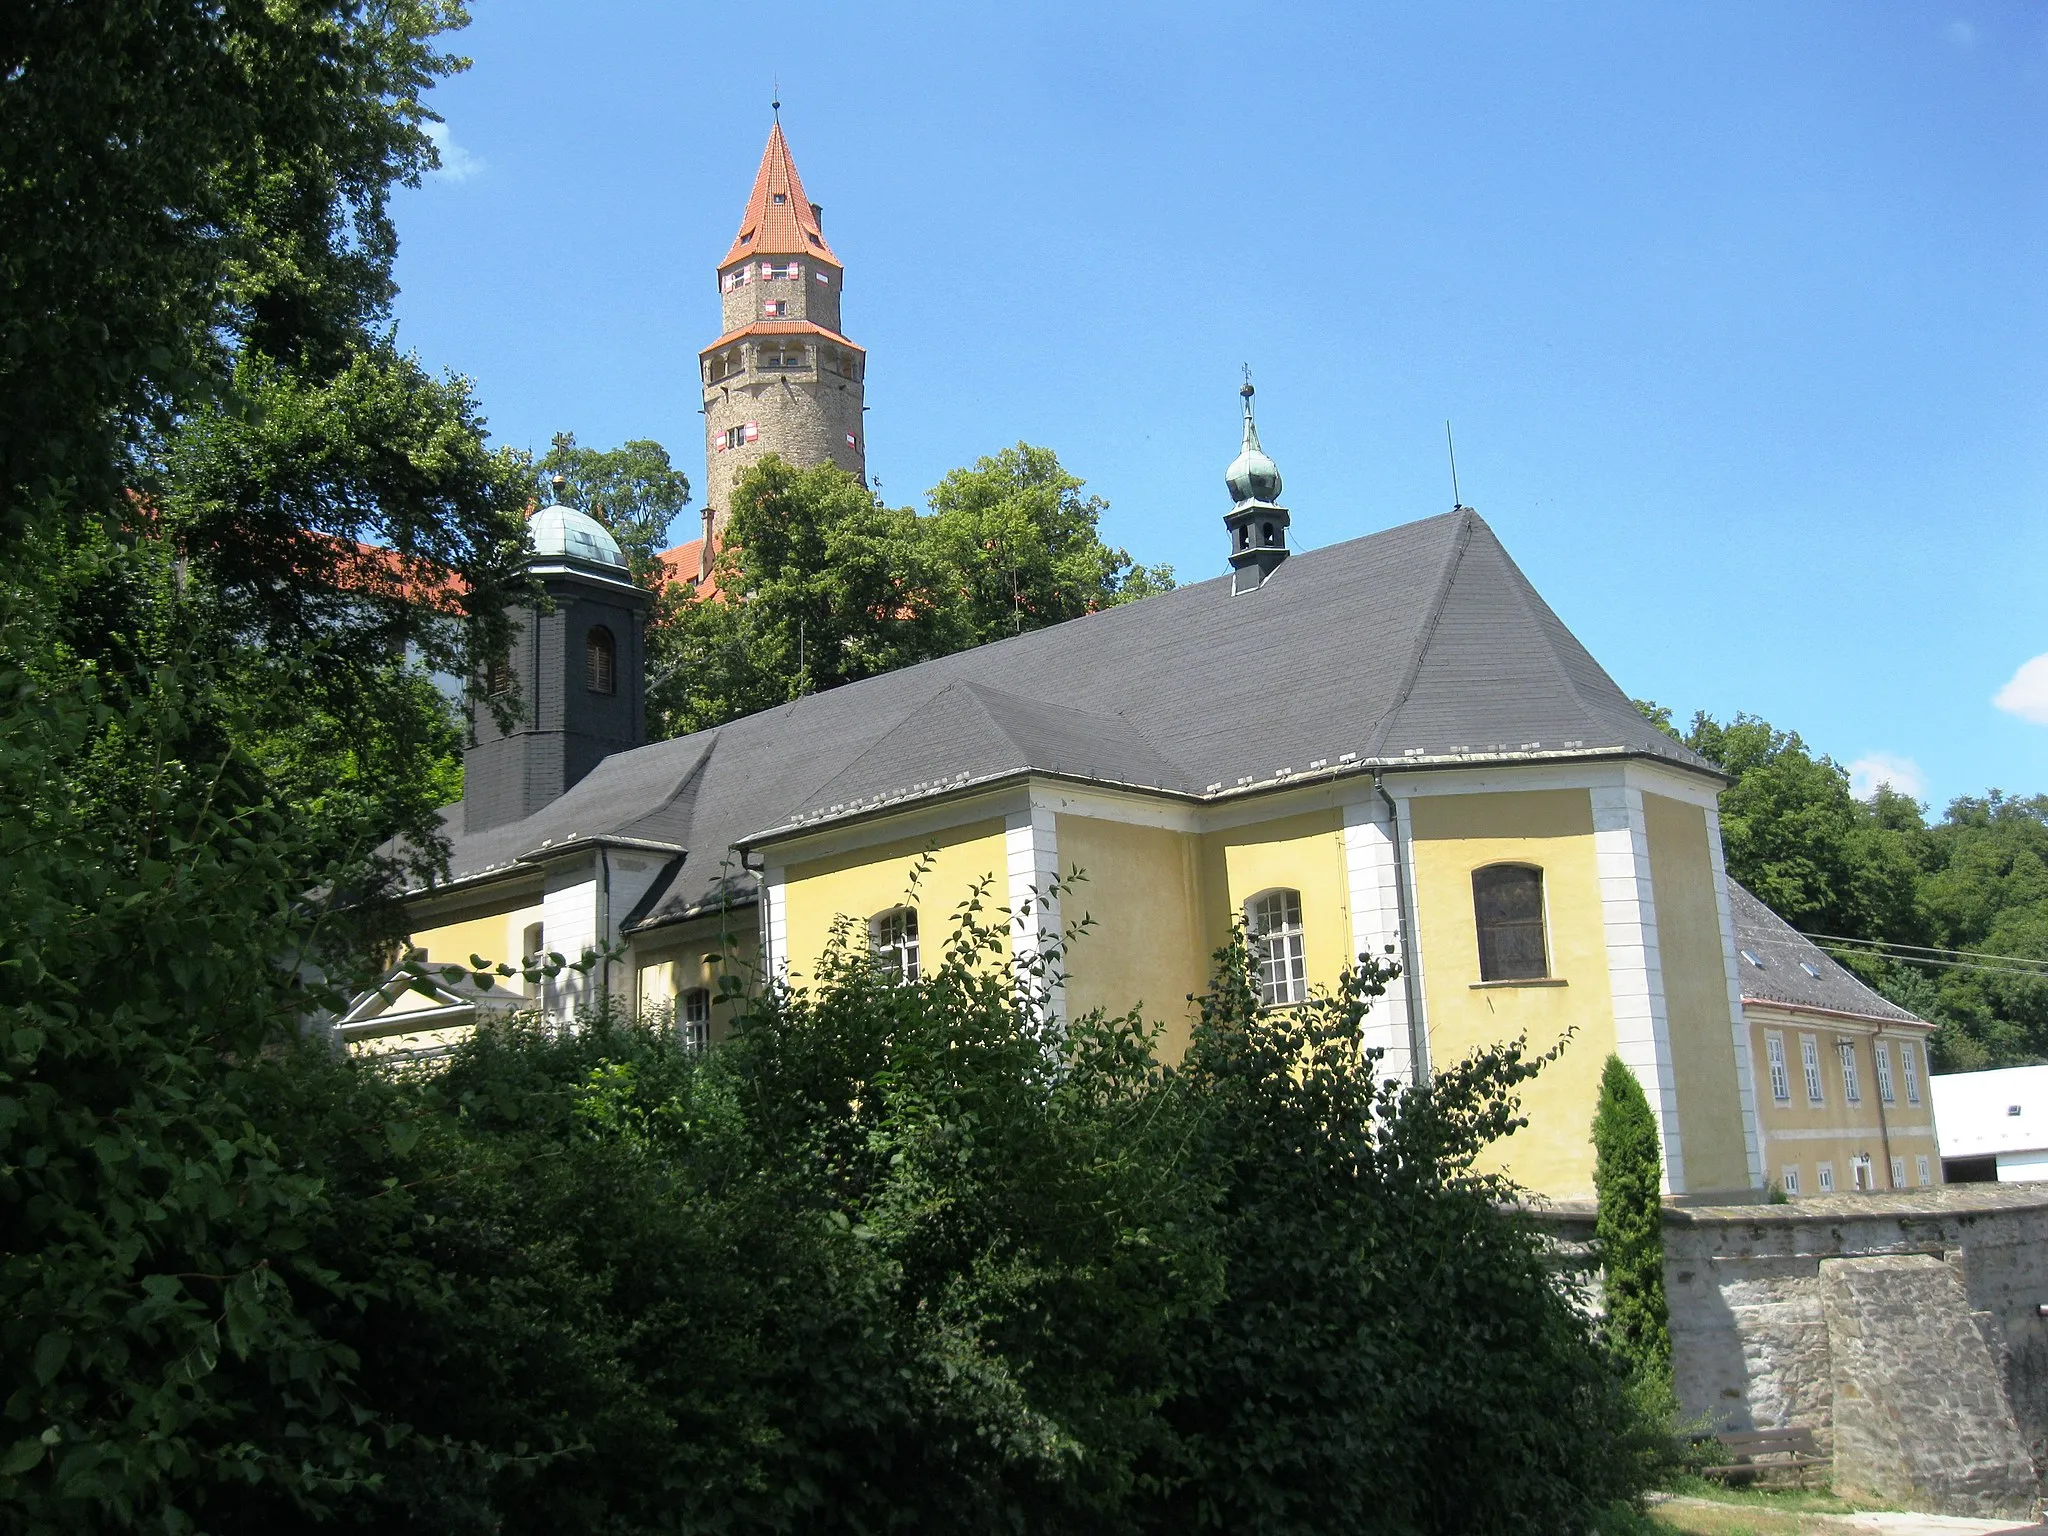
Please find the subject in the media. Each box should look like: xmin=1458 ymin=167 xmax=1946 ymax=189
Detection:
xmin=1799 ymin=930 xmax=2048 ymax=971
xmin=1810 ymin=948 xmax=2048 ymax=985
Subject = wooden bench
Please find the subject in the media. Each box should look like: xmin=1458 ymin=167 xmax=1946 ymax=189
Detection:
xmin=1702 ymin=1426 xmax=1830 ymax=1487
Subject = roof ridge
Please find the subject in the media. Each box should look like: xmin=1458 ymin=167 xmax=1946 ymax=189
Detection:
xmin=1364 ymin=508 xmax=1475 ymax=758
xmin=1472 ymin=518 xmax=1616 ymax=750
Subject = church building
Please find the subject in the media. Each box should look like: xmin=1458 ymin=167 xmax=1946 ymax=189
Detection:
xmin=340 ymin=119 xmax=1938 ymax=1207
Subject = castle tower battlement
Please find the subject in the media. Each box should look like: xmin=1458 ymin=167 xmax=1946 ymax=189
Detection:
xmin=700 ymin=121 xmax=866 ymax=534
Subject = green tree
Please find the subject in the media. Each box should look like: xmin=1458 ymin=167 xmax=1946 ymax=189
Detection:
xmin=650 ymin=456 xmax=961 ymax=735
xmin=650 ymin=448 xmax=1174 ymax=738
xmin=926 ymin=442 xmax=1173 ymax=644
xmin=1591 ymin=1055 xmax=1670 ymax=1385
xmin=538 ymin=433 xmax=693 ymax=582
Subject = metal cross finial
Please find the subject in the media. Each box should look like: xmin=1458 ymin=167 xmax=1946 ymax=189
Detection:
xmin=771 ymin=80 xmax=781 ymax=121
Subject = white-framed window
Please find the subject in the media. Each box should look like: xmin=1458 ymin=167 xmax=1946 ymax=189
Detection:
xmin=871 ymin=907 xmax=919 ymax=984
xmin=680 ymin=986 xmax=711 ymax=1052
xmin=1891 ymin=1155 xmax=1907 ymax=1189
xmin=758 ymin=261 xmax=777 ymax=278
xmin=1839 ymin=1039 xmax=1861 ymax=1105
xmin=1817 ymin=1161 xmax=1836 ymax=1193
xmin=1916 ymin=1155 xmax=1931 ymax=1186
xmin=1874 ymin=1040 xmax=1896 ymax=1104
xmin=1765 ymin=1032 xmax=1791 ymax=1103
xmin=1901 ymin=1042 xmax=1922 ymax=1105
xmin=1248 ymin=888 xmax=1307 ymax=1007
xmin=1782 ymin=1165 xmax=1801 ymax=1196
xmin=723 ymin=266 xmax=749 ymax=291
xmin=1800 ymin=1035 xmax=1825 ymax=1105
xmin=762 ymin=298 xmax=788 ymax=318
xmin=1471 ymin=863 xmax=1548 ymax=981
xmin=1851 ymin=1153 xmax=1874 ymax=1191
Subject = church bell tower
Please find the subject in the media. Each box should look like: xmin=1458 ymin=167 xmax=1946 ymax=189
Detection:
xmin=700 ymin=114 xmax=867 ymax=536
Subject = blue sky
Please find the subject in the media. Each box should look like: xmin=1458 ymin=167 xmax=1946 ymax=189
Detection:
xmin=391 ymin=0 xmax=2048 ymax=810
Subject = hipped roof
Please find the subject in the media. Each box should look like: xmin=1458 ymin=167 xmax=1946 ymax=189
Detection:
xmin=426 ymin=508 xmax=1716 ymax=928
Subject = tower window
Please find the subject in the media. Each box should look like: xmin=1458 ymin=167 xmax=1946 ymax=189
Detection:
xmin=758 ymin=262 xmax=776 ymax=279
xmin=719 ymin=424 xmax=758 ymax=452
xmin=585 ymin=626 xmax=616 ymax=696
xmin=1472 ymin=864 xmax=1547 ymax=981
xmin=762 ymin=343 xmax=804 ymax=370
xmin=483 ymin=652 xmax=514 ymax=697
xmin=871 ymin=907 xmax=919 ymax=984
xmin=723 ymin=267 xmax=748 ymax=291
xmin=1247 ymin=889 xmax=1307 ymax=1007
xmin=763 ymin=299 xmax=788 ymax=318
xmin=771 ymin=192 xmax=787 ymax=205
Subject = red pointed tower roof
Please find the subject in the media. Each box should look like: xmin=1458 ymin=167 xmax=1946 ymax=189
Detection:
xmin=718 ymin=122 xmax=839 ymax=268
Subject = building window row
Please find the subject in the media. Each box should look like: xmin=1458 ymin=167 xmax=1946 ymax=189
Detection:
xmin=1780 ymin=1154 xmax=1933 ymax=1197
xmin=723 ymin=261 xmax=808 ymax=292
xmin=1765 ymin=1030 xmax=1924 ymax=1110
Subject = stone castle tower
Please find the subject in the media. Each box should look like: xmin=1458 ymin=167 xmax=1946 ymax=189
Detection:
xmin=699 ymin=119 xmax=866 ymax=537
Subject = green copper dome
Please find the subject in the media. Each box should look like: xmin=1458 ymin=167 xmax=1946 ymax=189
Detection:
xmin=1226 ymin=382 xmax=1282 ymax=506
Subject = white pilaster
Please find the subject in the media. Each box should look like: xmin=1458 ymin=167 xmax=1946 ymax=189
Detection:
xmin=1005 ymin=799 xmax=1065 ymax=1026
xmin=1342 ymin=796 xmax=1422 ymax=1083
xmin=1591 ymin=785 xmax=1687 ymax=1194
xmin=540 ymin=856 xmax=601 ymax=1022
xmin=1704 ymin=805 xmax=1767 ymax=1190
xmin=761 ymin=863 xmax=788 ymax=982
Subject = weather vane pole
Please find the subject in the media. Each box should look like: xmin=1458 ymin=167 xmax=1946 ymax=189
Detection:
xmin=771 ymin=79 xmax=781 ymax=122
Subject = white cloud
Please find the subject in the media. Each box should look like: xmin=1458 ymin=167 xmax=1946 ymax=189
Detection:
xmin=424 ymin=120 xmax=481 ymax=182
xmin=1848 ymin=751 xmax=1927 ymax=801
xmin=1993 ymin=653 xmax=2048 ymax=725
xmin=1946 ymin=19 xmax=1978 ymax=48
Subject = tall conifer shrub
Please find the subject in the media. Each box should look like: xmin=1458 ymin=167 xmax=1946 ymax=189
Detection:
xmin=1592 ymin=1054 xmax=1671 ymax=1381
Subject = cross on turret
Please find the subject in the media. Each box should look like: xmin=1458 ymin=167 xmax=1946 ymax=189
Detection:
xmin=1224 ymin=374 xmax=1291 ymax=594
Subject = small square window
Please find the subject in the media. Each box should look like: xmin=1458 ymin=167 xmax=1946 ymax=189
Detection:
xmin=772 ymin=192 xmax=787 ymax=204
xmin=763 ymin=299 xmax=787 ymax=318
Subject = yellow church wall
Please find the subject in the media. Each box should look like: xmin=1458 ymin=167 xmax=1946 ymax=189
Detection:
xmin=1644 ymin=793 xmax=1753 ymax=1195
xmin=780 ymin=818 xmax=1012 ymax=982
xmin=1408 ymin=788 xmax=1614 ymax=1200
xmin=631 ymin=913 xmax=759 ymax=1044
xmin=1056 ymin=814 xmax=1207 ymax=1061
xmin=1197 ymin=808 xmax=1352 ymax=996
xmin=404 ymin=885 xmax=545 ymax=1007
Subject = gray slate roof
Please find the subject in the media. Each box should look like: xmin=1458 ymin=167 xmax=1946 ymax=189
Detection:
xmin=430 ymin=508 xmax=1714 ymax=927
xmin=1728 ymin=880 xmax=1923 ymax=1024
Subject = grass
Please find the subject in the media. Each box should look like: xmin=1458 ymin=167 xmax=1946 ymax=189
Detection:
xmin=1594 ymin=1478 xmax=1906 ymax=1536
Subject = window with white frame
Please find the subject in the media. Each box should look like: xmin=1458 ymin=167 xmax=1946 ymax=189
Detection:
xmin=1851 ymin=1153 xmax=1874 ymax=1191
xmin=1838 ymin=1039 xmax=1861 ymax=1104
xmin=1873 ymin=1040 xmax=1896 ymax=1104
xmin=1901 ymin=1041 xmax=1922 ymax=1105
xmin=680 ymin=987 xmax=711 ymax=1052
xmin=1916 ymin=1155 xmax=1931 ymax=1186
xmin=1800 ymin=1035 xmax=1825 ymax=1105
xmin=1765 ymin=1033 xmax=1791 ymax=1103
xmin=1816 ymin=1161 xmax=1835 ymax=1193
xmin=1471 ymin=864 xmax=1548 ymax=981
xmin=1890 ymin=1156 xmax=1907 ymax=1189
xmin=871 ymin=907 xmax=919 ymax=984
xmin=762 ymin=298 xmax=788 ymax=318
xmin=1248 ymin=889 xmax=1307 ymax=1007
xmin=1782 ymin=1165 xmax=1801 ymax=1195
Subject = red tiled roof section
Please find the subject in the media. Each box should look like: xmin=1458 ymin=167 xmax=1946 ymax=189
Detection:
xmin=698 ymin=317 xmax=863 ymax=356
xmin=718 ymin=123 xmax=840 ymax=269
xmin=657 ymin=535 xmax=724 ymax=602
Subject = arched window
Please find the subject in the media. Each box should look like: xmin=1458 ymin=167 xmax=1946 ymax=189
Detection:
xmin=585 ymin=625 xmax=616 ymax=695
xmin=870 ymin=906 xmax=919 ymax=984
xmin=1472 ymin=864 xmax=1547 ymax=981
xmin=483 ymin=653 xmax=514 ymax=697
xmin=1247 ymin=888 xmax=1307 ymax=1007
xmin=680 ymin=986 xmax=711 ymax=1052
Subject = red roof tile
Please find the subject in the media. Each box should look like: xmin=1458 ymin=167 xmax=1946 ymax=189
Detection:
xmin=698 ymin=317 xmax=863 ymax=356
xmin=718 ymin=123 xmax=840 ymax=269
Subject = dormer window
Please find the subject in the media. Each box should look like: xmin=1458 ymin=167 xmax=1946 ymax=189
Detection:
xmin=585 ymin=626 xmax=616 ymax=696
xmin=772 ymin=192 xmax=787 ymax=204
